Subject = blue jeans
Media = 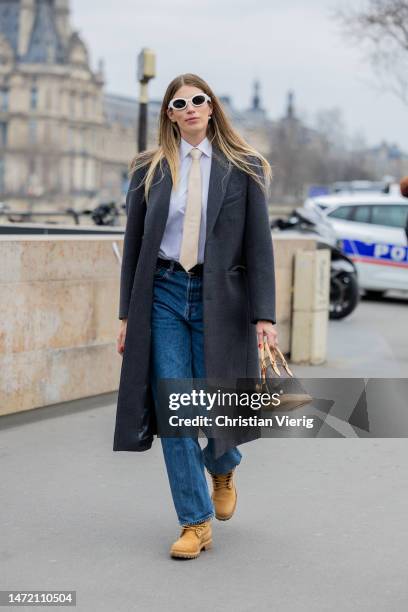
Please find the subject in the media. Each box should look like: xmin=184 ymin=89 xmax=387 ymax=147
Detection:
xmin=150 ymin=262 xmax=242 ymax=526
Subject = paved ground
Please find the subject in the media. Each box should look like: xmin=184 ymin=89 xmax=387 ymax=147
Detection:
xmin=1 ymin=295 xmax=407 ymax=612
xmin=292 ymin=292 xmax=408 ymax=378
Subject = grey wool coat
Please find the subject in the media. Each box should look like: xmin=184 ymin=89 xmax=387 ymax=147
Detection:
xmin=113 ymin=144 xmax=277 ymax=459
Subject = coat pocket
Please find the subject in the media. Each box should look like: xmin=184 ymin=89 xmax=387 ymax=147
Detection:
xmin=227 ymin=264 xmax=247 ymax=274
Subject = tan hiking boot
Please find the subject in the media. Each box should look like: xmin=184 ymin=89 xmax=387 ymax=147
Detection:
xmin=170 ymin=519 xmax=213 ymax=559
xmin=209 ymin=469 xmax=237 ymax=520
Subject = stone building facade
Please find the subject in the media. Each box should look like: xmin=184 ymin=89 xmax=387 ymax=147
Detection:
xmin=0 ymin=0 xmax=110 ymax=212
xmin=0 ymin=1 xmax=278 ymax=214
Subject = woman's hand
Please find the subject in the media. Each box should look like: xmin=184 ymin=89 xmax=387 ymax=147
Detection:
xmin=117 ymin=319 xmax=128 ymax=355
xmin=256 ymin=320 xmax=278 ymax=351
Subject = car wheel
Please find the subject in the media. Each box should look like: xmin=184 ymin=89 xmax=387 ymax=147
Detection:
xmin=330 ymin=272 xmax=360 ymax=320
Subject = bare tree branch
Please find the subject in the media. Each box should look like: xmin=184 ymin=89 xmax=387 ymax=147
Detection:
xmin=332 ymin=0 xmax=408 ymax=105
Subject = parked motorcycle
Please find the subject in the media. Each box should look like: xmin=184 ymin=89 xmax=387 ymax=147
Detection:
xmin=271 ymin=207 xmax=360 ymax=319
xmin=82 ymin=201 xmax=121 ymax=226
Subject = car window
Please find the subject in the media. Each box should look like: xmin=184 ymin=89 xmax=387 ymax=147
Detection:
xmin=371 ymin=205 xmax=408 ymax=228
xmin=327 ymin=206 xmax=353 ymax=220
xmin=351 ymin=206 xmax=371 ymax=223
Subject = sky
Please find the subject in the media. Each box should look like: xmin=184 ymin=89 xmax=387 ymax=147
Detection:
xmin=71 ymin=0 xmax=408 ymax=151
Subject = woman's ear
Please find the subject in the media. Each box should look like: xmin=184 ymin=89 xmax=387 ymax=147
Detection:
xmin=166 ymin=108 xmax=175 ymax=123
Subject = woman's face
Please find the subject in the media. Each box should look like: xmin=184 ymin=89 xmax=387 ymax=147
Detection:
xmin=166 ymin=85 xmax=213 ymax=141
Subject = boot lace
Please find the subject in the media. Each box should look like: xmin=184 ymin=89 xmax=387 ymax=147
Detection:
xmin=211 ymin=470 xmax=234 ymax=490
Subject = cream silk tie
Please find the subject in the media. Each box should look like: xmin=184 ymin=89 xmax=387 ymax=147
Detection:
xmin=179 ymin=147 xmax=203 ymax=272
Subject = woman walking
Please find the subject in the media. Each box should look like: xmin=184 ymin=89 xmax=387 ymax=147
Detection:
xmin=114 ymin=73 xmax=278 ymax=559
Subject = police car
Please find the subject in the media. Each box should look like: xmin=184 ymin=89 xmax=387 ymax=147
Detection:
xmin=304 ymin=194 xmax=408 ymax=295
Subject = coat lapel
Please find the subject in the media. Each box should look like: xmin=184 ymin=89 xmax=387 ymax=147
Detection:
xmin=205 ymin=143 xmax=232 ymax=241
xmin=147 ymin=143 xmax=232 ymax=246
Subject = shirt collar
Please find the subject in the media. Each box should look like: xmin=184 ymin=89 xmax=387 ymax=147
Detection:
xmin=180 ymin=136 xmax=212 ymax=160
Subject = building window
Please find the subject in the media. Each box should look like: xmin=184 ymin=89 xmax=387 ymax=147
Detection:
xmin=30 ymin=86 xmax=38 ymax=110
xmin=68 ymin=126 xmax=74 ymax=150
xmin=29 ymin=119 xmax=37 ymax=145
xmin=0 ymin=158 xmax=5 ymax=193
xmin=69 ymin=92 xmax=75 ymax=117
xmin=0 ymin=122 xmax=7 ymax=147
xmin=81 ymin=127 xmax=86 ymax=152
xmin=44 ymin=120 xmax=51 ymax=145
xmin=82 ymin=157 xmax=87 ymax=189
xmin=45 ymin=88 xmax=51 ymax=110
xmin=0 ymin=88 xmax=9 ymax=112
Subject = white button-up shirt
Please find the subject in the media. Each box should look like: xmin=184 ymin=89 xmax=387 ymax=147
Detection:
xmin=158 ymin=135 xmax=212 ymax=264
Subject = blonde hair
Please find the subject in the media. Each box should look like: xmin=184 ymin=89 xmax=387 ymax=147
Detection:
xmin=129 ymin=73 xmax=272 ymax=202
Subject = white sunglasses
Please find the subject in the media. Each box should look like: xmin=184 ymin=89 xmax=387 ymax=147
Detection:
xmin=168 ymin=93 xmax=211 ymax=110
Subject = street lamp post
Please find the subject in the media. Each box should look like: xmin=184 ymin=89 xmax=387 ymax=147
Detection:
xmin=137 ymin=48 xmax=156 ymax=152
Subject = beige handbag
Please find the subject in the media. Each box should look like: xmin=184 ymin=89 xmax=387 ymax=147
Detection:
xmin=255 ymin=338 xmax=313 ymax=411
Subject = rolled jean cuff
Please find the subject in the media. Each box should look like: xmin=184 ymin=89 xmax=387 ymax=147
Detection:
xmin=179 ymin=510 xmax=214 ymax=527
xmin=203 ymin=449 xmax=242 ymax=475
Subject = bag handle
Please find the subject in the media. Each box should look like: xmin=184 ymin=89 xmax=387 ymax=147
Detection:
xmin=259 ymin=340 xmax=266 ymax=383
xmin=263 ymin=338 xmax=281 ymax=376
xmin=263 ymin=337 xmax=294 ymax=378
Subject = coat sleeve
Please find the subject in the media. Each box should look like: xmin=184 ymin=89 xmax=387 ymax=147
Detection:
xmin=118 ymin=166 xmax=147 ymax=320
xmin=243 ymin=158 xmax=277 ymax=325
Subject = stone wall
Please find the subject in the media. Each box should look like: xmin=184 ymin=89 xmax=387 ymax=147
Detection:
xmin=0 ymin=234 xmax=317 ymax=416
